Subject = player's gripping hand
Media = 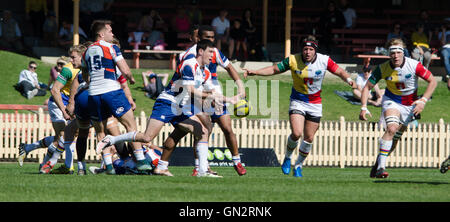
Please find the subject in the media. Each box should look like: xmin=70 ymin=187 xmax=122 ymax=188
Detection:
xmin=359 ymin=106 xmax=372 ymax=121
xmin=242 ymin=68 xmax=256 ymax=79
xmin=412 ymin=98 xmax=427 ymax=116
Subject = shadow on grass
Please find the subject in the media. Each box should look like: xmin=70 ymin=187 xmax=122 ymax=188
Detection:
xmin=373 ymin=180 xmax=449 ymax=185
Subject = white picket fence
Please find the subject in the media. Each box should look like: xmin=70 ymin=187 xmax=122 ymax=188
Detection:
xmin=0 ymin=108 xmax=449 ymax=168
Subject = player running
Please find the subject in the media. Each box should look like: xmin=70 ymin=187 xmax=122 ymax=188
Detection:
xmin=359 ymin=38 xmax=437 ymax=178
xmin=244 ymin=36 xmax=357 ymax=178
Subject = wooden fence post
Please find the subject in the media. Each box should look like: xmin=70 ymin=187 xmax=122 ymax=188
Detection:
xmin=438 ymin=118 xmax=445 ymax=168
xmin=340 ymin=116 xmax=345 ymax=168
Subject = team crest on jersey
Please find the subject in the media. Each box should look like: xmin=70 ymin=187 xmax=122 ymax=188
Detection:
xmin=405 ymin=74 xmax=412 ymax=79
xmin=116 ymin=107 xmax=124 ymax=115
xmin=315 ymin=70 xmax=322 ymax=75
xmin=295 ymin=70 xmax=302 ymax=74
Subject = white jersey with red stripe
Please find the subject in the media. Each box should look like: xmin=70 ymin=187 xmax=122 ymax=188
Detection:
xmin=157 ymin=57 xmax=211 ymax=107
xmin=368 ymin=57 xmax=431 ymax=106
xmin=178 ymin=44 xmax=229 ymax=94
xmin=277 ymin=53 xmax=339 ymax=104
xmin=82 ymin=40 xmax=124 ymax=96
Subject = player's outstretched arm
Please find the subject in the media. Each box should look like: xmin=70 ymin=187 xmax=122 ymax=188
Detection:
xmin=359 ymin=81 xmax=374 ymax=121
xmin=224 ymin=64 xmax=246 ymax=99
xmin=332 ymin=67 xmax=357 ymax=89
xmin=243 ymin=64 xmax=281 ymax=78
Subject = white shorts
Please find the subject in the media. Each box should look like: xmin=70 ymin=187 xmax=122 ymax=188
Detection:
xmin=380 ymin=96 xmax=414 ymax=125
xmin=289 ymin=99 xmax=322 ymax=122
xmin=47 ymin=100 xmax=66 ymax=123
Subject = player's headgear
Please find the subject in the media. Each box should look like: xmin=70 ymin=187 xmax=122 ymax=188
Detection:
xmin=387 ymin=38 xmax=405 ymax=54
xmin=301 ymin=36 xmax=318 ymax=50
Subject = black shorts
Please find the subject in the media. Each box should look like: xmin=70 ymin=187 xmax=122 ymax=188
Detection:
xmin=289 ymin=110 xmax=321 ymax=123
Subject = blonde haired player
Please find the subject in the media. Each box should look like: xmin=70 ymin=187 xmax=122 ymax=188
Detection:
xmin=244 ymin=36 xmax=357 ymax=177
xmin=359 ymin=38 xmax=437 ymax=178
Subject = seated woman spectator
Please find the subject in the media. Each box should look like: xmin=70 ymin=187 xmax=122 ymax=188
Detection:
xmin=230 ymin=19 xmax=247 ymax=61
xmin=411 ymin=23 xmax=432 ymax=68
xmin=141 ymin=70 xmax=169 ymax=99
xmin=171 ymin=6 xmax=191 ymax=33
xmin=387 ymin=23 xmax=410 ymax=57
xmin=17 ymin=61 xmax=47 ymax=99
xmin=242 ymin=8 xmax=260 ymax=60
xmin=352 ymin=65 xmax=384 ymax=107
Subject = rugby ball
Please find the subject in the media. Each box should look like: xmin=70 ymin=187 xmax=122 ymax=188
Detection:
xmin=234 ymin=99 xmax=251 ymax=118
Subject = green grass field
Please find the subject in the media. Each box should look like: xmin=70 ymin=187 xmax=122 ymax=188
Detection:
xmin=1 ymin=162 xmax=448 ymax=202
xmin=1 ymin=51 xmax=450 ymax=204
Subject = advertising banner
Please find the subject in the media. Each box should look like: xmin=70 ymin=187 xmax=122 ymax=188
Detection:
xmin=168 ymin=147 xmax=280 ymax=167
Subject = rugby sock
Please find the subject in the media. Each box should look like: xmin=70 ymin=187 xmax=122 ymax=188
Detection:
xmin=77 ymin=161 xmax=86 ymax=171
xmin=76 ymin=136 xmax=88 ymax=162
xmin=232 ymin=155 xmax=241 ymax=165
xmin=157 ymin=160 xmax=169 ymax=170
xmin=285 ymin=135 xmax=299 ymax=159
xmin=64 ymin=141 xmax=76 ymax=169
xmin=41 ymin=141 xmax=58 ymax=165
xmin=145 ymin=148 xmax=161 ymax=163
xmin=133 ymin=148 xmax=146 ymax=161
xmin=196 ymin=142 xmax=209 ymax=174
xmin=109 ymin=132 xmax=137 ymax=145
xmin=48 ymin=143 xmax=63 ymax=166
xmin=294 ymin=141 xmax=312 ymax=168
xmin=377 ymin=139 xmax=393 ymax=170
xmin=103 ymin=153 xmax=113 ymax=166
xmin=194 ymin=158 xmax=200 ymax=171
xmin=25 ymin=136 xmax=54 ymax=153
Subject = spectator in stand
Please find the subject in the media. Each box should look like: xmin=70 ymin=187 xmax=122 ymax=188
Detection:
xmin=25 ymin=0 xmax=47 ymax=37
xmin=138 ymin=9 xmax=166 ymax=33
xmin=171 ymin=5 xmax=191 ymax=33
xmin=42 ymin=11 xmax=58 ymax=47
xmin=141 ymin=70 xmax=169 ymax=99
xmin=352 ymin=65 xmax=384 ymax=107
xmin=48 ymin=56 xmax=70 ymax=90
xmin=242 ymin=8 xmax=259 ymax=60
xmin=387 ymin=23 xmax=410 ymax=57
xmin=136 ymin=9 xmax=167 ymax=51
xmin=188 ymin=0 xmax=203 ymax=26
xmin=319 ymin=1 xmax=345 ymax=53
xmin=419 ymin=10 xmax=433 ymax=41
xmin=230 ymin=19 xmax=247 ymax=61
xmin=17 ymin=61 xmax=47 ymax=99
xmin=438 ymin=19 xmax=450 ymax=87
xmin=79 ymin=0 xmax=114 ymax=32
xmin=339 ymin=0 xmax=357 ymax=29
xmin=57 ymin=19 xmax=88 ymax=50
xmin=411 ymin=23 xmax=432 ymax=68
xmin=0 ymin=10 xmax=24 ymax=53
xmin=212 ymin=9 xmax=231 ymax=55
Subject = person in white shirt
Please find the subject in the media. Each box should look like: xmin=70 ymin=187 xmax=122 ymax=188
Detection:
xmin=352 ymin=65 xmax=384 ymax=106
xmin=340 ymin=0 xmax=357 ymax=29
xmin=211 ymin=9 xmax=233 ymax=57
xmin=17 ymin=61 xmax=47 ymax=99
